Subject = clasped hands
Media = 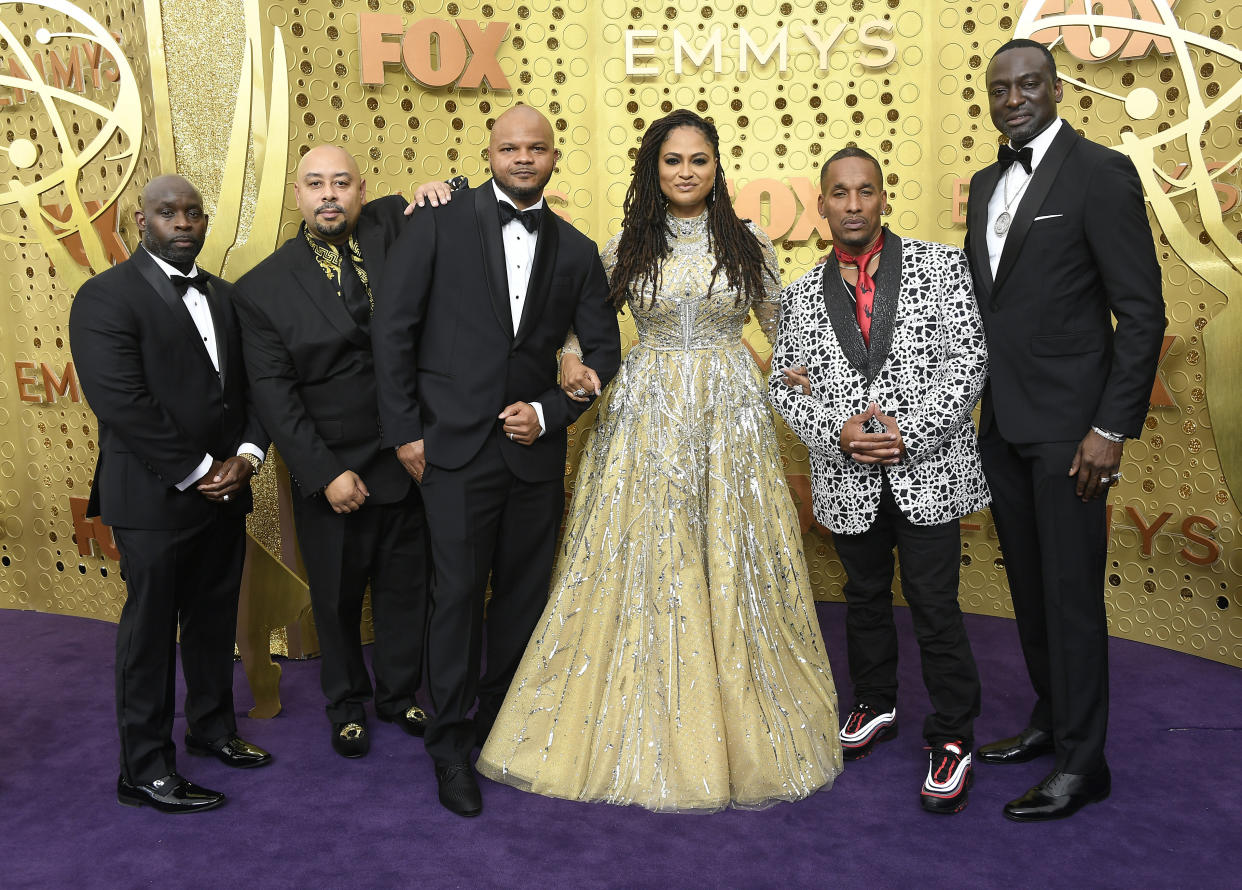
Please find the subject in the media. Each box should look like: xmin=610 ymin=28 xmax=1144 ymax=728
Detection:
xmin=840 ymin=403 xmax=905 ymax=465
xmin=776 ymin=368 xmax=904 ymax=465
xmin=195 ymin=456 xmax=253 ymax=503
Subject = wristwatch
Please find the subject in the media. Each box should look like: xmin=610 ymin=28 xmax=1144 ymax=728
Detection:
xmin=240 ymin=452 xmax=263 ymax=473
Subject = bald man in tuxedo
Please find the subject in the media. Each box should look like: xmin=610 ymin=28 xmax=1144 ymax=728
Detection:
xmin=234 ymin=146 xmax=430 ymax=759
xmin=71 ymin=174 xmax=272 ymax=814
xmin=964 ymin=40 xmax=1165 ymax=822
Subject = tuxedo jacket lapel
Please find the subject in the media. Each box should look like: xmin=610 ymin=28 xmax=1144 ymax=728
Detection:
xmin=992 ymin=123 xmax=1077 ymax=299
xmin=473 ymin=182 xmax=514 ymax=338
xmin=969 ymin=166 xmax=999 ymax=300
xmin=204 ymin=279 xmax=229 ymax=386
xmin=821 ymin=256 xmax=870 ymax=379
xmin=356 ymin=214 xmax=387 ymax=299
xmin=514 ymin=207 xmax=560 ymax=347
xmin=821 ymin=229 xmax=901 ymax=382
xmin=130 ymin=247 xmax=219 ymax=377
xmin=289 ymin=232 xmax=371 ymax=349
xmin=865 ymin=230 xmax=903 ymax=381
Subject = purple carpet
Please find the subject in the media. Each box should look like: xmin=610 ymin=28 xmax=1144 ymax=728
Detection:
xmin=0 ymin=603 xmax=1236 ymax=888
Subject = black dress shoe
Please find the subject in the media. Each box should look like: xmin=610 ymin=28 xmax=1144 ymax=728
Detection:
xmin=435 ymin=762 xmax=482 ymax=817
xmin=185 ymin=733 xmax=273 ymax=769
xmin=378 ymin=704 xmax=429 ymax=738
xmin=117 ymin=773 xmax=225 ymax=814
xmin=332 ymin=721 xmax=371 ymax=758
xmin=978 ymin=727 xmax=1054 ymax=764
xmin=1003 ymin=765 xmax=1111 ymax=822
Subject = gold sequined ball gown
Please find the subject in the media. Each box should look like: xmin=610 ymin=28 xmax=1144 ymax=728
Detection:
xmin=476 ymin=211 xmax=842 ymax=812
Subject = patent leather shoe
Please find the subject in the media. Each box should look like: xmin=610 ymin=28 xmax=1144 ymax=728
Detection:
xmin=117 ymin=773 xmax=225 ymax=813
xmin=332 ymin=721 xmax=371 ymax=758
xmin=378 ymin=704 xmax=429 ymax=738
xmin=978 ymin=727 xmax=1054 ymax=765
xmin=1003 ymin=765 xmax=1111 ymax=822
xmin=435 ymin=762 xmax=482 ymax=817
xmin=185 ymin=733 xmax=273 ymax=769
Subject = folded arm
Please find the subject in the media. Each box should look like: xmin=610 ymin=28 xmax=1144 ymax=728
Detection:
xmin=767 ymin=284 xmax=852 ymax=464
xmin=537 ymin=258 xmax=620 ymax=434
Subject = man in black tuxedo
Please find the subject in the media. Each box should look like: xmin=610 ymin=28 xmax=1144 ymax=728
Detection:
xmin=69 ymin=175 xmax=273 ymax=814
xmin=374 ymin=106 xmax=621 ymax=817
xmin=964 ymin=40 xmax=1165 ymax=821
xmin=233 ymin=146 xmax=430 ymax=759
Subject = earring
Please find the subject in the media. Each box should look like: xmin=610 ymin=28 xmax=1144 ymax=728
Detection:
xmin=710 ymin=182 xmax=717 ymax=203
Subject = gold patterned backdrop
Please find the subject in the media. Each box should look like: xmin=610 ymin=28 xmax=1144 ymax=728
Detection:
xmin=2 ymin=0 xmax=1240 ymax=670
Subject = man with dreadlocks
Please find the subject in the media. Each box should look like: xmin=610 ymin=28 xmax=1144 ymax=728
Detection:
xmin=475 ymin=109 xmax=843 ymax=813
xmin=770 ymin=147 xmax=989 ymax=814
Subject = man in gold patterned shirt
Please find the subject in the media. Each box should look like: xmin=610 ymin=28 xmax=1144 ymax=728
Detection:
xmin=233 ymin=146 xmax=430 ymax=759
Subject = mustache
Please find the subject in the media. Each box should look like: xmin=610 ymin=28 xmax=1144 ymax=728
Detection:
xmin=316 ymin=202 xmax=345 ymax=214
xmin=153 ymin=231 xmax=201 ymax=245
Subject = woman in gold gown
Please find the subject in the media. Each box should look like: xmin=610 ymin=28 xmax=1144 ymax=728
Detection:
xmin=475 ymin=110 xmax=842 ymax=811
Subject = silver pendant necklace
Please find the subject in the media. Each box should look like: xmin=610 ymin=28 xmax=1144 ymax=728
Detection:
xmin=994 ymin=166 xmax=1031 ymax=236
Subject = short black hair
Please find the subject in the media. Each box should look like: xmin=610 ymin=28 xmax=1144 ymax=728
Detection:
xmin=990 ymin=38 xmax=1059 ymax=81
xmin=820 ymin=146 xmax=883 ymax=186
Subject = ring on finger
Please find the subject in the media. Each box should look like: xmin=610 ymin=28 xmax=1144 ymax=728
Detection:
xmin=223 ymin=493 xmax=230 ymax=501
xmin=574 ymin=388 xmax=587 ymax=397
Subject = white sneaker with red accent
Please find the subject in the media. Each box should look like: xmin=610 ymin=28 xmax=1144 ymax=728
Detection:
xmin=921 ymin=740 xmax=973 ymax=814
xmin=838 ymin=703 xmax=897 ymax=761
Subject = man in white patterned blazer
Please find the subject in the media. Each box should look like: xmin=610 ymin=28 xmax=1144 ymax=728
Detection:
xmin=770 ymin=147 xmax=990 ymax=815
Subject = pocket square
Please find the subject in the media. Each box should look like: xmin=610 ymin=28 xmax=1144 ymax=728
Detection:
xmin=1033 ymin=214 xmax=1064 ymax=222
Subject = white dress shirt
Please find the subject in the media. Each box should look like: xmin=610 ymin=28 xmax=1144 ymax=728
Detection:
xmin=143 ymin=247 xmax=264 ymax=489
xmin=493 ymin=181 xmax=546 ymax=437
xmin=986 ymin=118 xmax=1064 ymax=278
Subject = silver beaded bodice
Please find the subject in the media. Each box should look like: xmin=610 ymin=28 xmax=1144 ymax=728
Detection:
xmin=601 ymin=212 xmax=782 ymax=351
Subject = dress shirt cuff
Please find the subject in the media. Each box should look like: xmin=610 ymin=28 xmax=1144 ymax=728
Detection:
xmin=531 ymin=401 xmax=547 ymax=439
xmin=237 ymin=443 xmax=266 ymax=462
xmin=176 ymin=453 xmax=214 ymax=491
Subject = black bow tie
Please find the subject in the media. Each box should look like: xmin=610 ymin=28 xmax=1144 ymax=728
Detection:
xmin=998 ymin=144 xmax=1034 ymax=175
xmin=170 ymin=270 xmax=210 ymax=296
xmin=498 ymin=201 xmax=541 ymax=233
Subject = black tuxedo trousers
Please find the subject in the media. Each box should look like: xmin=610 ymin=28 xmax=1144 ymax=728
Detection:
xmin=978 ymin=429 xmax=1110 ymax=773
xmin=419 ymin=431 xmax=564 ymax=764
xmin=291 ymin=488 xmax=428 ymax=724
xmin=113 ymin=506 xmax=246 ymax=784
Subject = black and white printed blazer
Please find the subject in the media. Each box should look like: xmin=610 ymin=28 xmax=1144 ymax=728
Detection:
xmin=769 ymin=229 xmax=990 ymax=535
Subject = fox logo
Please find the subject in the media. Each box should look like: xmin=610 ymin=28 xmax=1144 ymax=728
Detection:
xmin=1022 ymin=0 xmax=1183 ymax=62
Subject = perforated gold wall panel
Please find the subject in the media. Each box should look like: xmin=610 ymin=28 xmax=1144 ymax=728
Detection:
xmin=2 ymin=0 xmax=1240 ymax=668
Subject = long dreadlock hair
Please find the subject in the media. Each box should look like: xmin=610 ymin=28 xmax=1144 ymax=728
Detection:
xmin=608 ymin=110 xmax=774 ymax=310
